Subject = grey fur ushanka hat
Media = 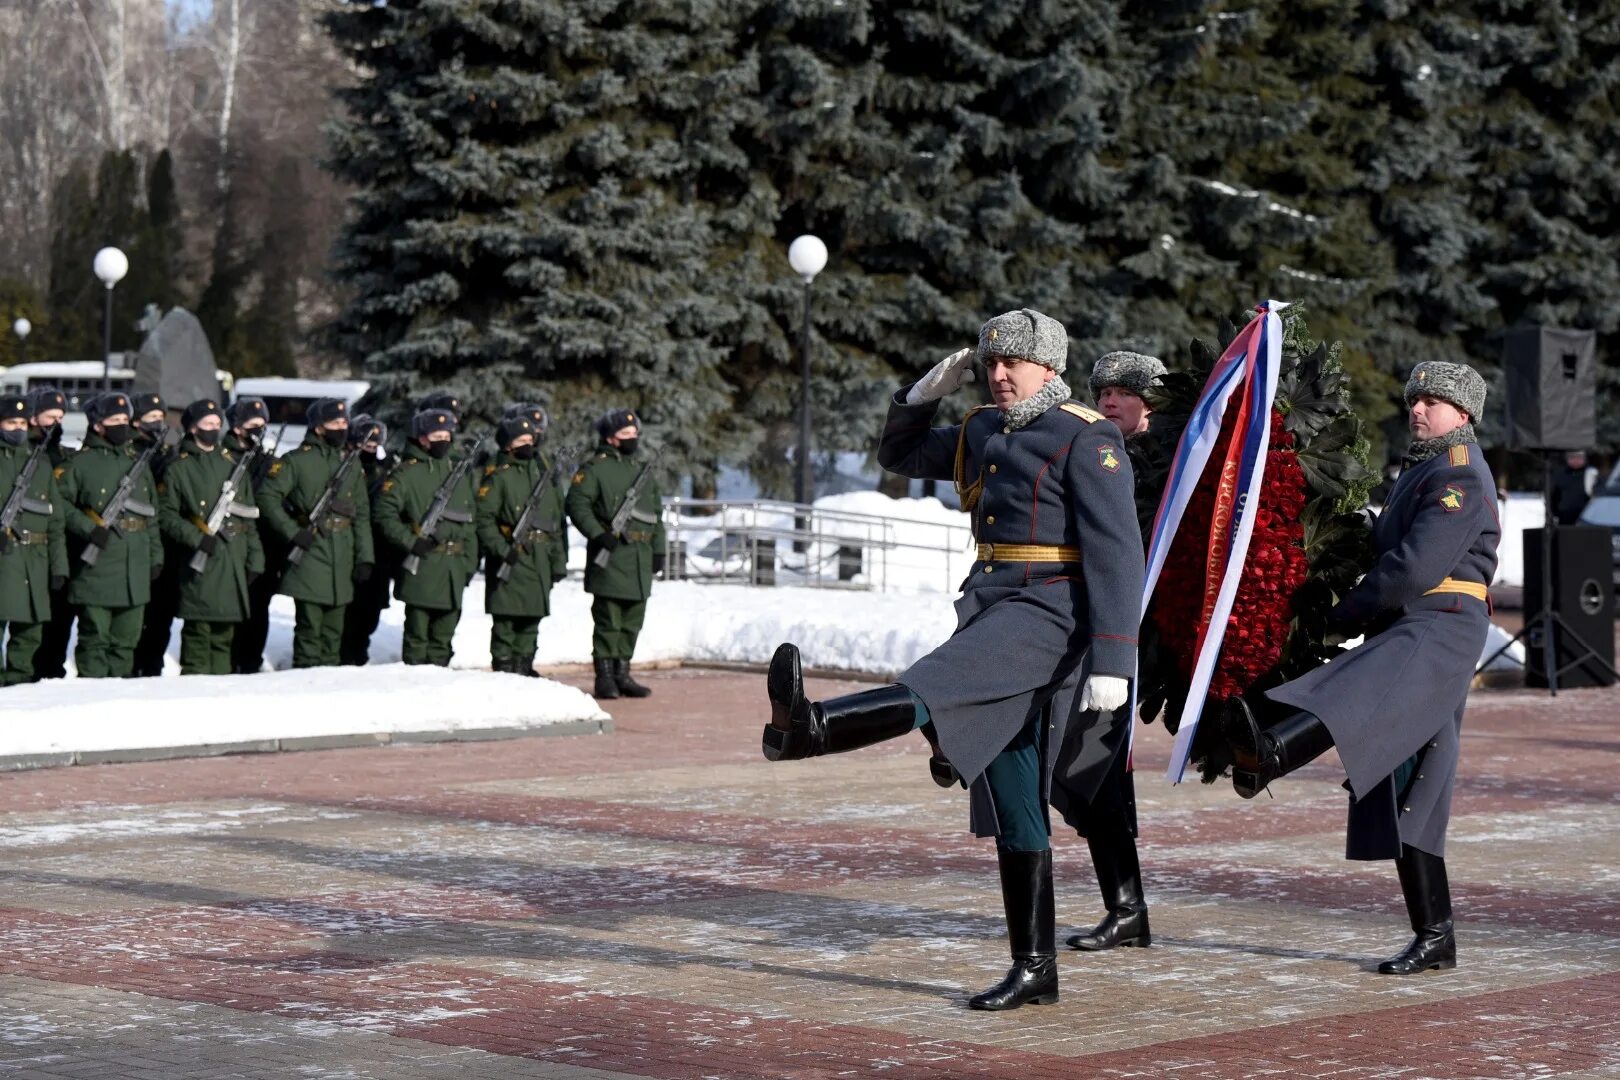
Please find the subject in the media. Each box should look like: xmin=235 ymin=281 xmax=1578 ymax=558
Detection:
xmin=1405 ymin=360 xmax=1486 ymax=421
xmin=1089 ymin=351 xmax=1167 ymax=398
xmin=977 ymin=309 xmax=1068 ymax=374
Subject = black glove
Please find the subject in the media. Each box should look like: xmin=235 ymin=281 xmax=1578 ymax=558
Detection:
xmin=353 ymin=562 xmax=373 ymax=584
xmin=89 ymin=525 xmax=111 ymax=548
xmin=410 ymin=537 xmax=435 ymax=557
xmin=198 ymin=534 xmax=220 ymax=556
xmin=0 ymin=532 xmax=9 ymax=554
xmin=597 ymin=533 xmax=620 ymax=553
xmin=151 ymin=562 xmax=163 ymax=581
xmin=652 ymin=550 xmax=666 ymax=576
xmin=50 ymin=574 xmax=66 ymax=592
xmin=292 ymin=528 xmax=315 ymax=550
xmin=247 ymin=570 xmax=261 ymax=586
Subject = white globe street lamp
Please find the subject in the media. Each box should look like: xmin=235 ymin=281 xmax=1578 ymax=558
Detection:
xmin=93 ymin=246 xmax=129 ymax=391
xmin=787 ymin=235 xmax=827 ymax=507
xmin=11 ymin=317 xmax=30 ymax=366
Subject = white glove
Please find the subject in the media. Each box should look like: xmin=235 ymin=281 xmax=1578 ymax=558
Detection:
xmin=1079 ymin=675 xmax=1130 ymax=714
xmin=905 ymin=347 xmax=976 ymax=405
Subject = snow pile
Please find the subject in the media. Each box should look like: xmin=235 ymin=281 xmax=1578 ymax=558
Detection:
xmin=1494 ymin=493 xmax=1546 ymax=589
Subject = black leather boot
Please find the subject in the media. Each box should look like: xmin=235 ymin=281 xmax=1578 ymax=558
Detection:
xmin=1224 ymin=699 xmax=1335 ymax=799
xmin=522 ymin=653 xmax=540 ymax=678
xmin=1067 ymin=827 xmax=1150 ymax=950
xmin=762 ymin=643 xmax=917 ymax=760
xmin=592 ymin=657 xmax=620 ymax=699
xmin=969 ymin=848 xmax=1059 ymax=1011
xmin=1379 ymin=845 xmax=1456 ymax=974
xmin=615 ymin=659 xmax=652 ymax=698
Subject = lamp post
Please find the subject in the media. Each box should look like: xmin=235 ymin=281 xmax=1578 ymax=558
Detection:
xmin=787 ymin=234 xmax=827 ymax=507
xmin=92 ymin=246 xmax=129 ymax=391
xmin=11 ymin=317 xmax=29 ymax=366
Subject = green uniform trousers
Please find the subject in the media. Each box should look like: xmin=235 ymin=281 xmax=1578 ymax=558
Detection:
xmin=32 ymin=586 xmax=72 ymax=680
xmin=180 ymin=620 xmax=236 ymax=675
xmin=293 ymin=600 xmax=347 ymax=669
xmin=402 ymin=605 xmax=461 ymax=667
xmin=76 ymin=604 xmax=146 ymax=678
xmin=912 ymin=691 xmax=1047 ymax=853
xmin=590 ymin=596 xmax=646 ymax=660
xmin=2 ymin=621 xmax=44 ymax=686
xmin=491 ymin=616 xmax=540 ymax=668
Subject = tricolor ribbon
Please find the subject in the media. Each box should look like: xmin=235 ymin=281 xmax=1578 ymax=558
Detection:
xmin=1134 ymin=300 xmax=1286 ymax=783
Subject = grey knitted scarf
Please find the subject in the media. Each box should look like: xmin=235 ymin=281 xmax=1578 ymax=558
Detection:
xmin=1402 ymin=422 xmax=1477 ymax=468
xmin=1002 ymin=374 xmax=1073 ymax=431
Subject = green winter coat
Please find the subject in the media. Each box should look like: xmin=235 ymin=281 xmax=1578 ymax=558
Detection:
xmin=375 ymin=442 xmax=479 ymax=612
xmin=0 ymin=439 xmax=69 ymax=623
xmin=565 ymin=442 xmax=664 ymax=602
xmin=57 ymin=432 xmax=164 ymax=608
xmin=475 ymin=451 xmax=569 ymax=618
xmin=158 ymin=438 xmax=267 ymax=622
xmin=257 ymin=433 xmax=373 ymax=606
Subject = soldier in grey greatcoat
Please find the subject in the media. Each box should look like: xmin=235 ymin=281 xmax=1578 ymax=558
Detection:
xmin=1224 ymin=360 xmax=1499 ymax=976
xmin=761 ymin=308 xmax=1145 ymax=1011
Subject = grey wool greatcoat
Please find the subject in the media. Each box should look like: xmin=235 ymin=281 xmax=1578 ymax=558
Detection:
xmin=878 ymin=388 xmax=1145 ymax=837
xmin=1267 ymin=441 xmax=1499 ymax=860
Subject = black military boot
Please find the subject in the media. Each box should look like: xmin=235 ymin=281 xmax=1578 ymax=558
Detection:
xmin=614 ymin=659 xmax=652 ymax=698
xmin=522 ymin=653 xmax=540 ymax=678
xmin=592 ymin=657 xmax=620 ymax=699
xmin=970 ymin=848 xmax=1059 ymax=1011
xmin=762 ymin=643 xmax=916 ymax=761
xmin=1067 ymin=827 xmax=1150 ymax=951
xmin=1379 ymin=845 xmax=1456 ymax=974
xmin=1224 ymin=699 xmax=1335 ymax=799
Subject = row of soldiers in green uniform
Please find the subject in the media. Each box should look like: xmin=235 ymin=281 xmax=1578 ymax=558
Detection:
xmin=0 ymin=388 xmax=663 ymax=700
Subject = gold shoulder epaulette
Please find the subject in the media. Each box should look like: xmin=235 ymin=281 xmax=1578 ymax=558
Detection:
xmin=1448 ymin=444 xmax=1470 ymax=467
xmin=1060 ymin=402 xmax=1105 ymax=424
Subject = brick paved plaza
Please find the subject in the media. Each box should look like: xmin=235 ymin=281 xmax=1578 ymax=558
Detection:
xmin=2 ymin=666 xmax=1618 ymax=1078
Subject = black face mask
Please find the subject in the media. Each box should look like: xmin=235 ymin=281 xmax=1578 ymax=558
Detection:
xmin=321 ymin=427 xmax=348 ymax=448
xmin=138 ymin=419 xmax=165 ymax=436
xmin=0 ymin=428 xmax=26 ymax=447
xmin=511 ymin=444 xmax=537 ymax=461
xmin=616 ymin=437 xmax=639 ymax=455
xmin=193 ymin=428 xmax=221 ymax=448
xmin=102 ymin=424 xmax=134 ymax=446
xmin=426 ymin=440 xmax=452 ymax=459
xmin=237 ymin=428 xmax=262 ymax=448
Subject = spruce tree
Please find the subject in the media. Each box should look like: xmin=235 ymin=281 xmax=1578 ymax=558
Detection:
xmin=44 ymin=164 xmax=99 ymax=363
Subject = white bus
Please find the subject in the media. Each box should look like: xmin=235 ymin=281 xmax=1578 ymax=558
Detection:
xmin=233 ymin=377 xmax=371 ymax=452
xmin=0 ymin=359 xmax=232 ymax=446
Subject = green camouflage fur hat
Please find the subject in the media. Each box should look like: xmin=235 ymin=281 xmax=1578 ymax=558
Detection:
xmin=978 ymin=309 xmax=1068 ymax=374
xmin=1405 ymin=361 xmax=1486 ymax=421
xmin=1089 ymin=351 xmax=1167 ymax=398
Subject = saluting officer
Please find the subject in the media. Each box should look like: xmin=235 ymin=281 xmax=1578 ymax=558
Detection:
xmin=762 ymin=309 xmax=1145 ymax=1011
xmin=157 ymin=399 xmax=266 ymax=674
xmin=225 ymin=397 xmax=278 ymax=674
xmin=57 ymin=392 xmax=164 ymax=678
xmin=374 ymin=409 xmax=477 ymax=666
xmin=0 ymin=394 xmax=67 ymax=685
xmin=566 ymin=408 xmax=663 ymax=700
xmin=476 ymin=413 xmax=568 ymax=676
xmin=1224 ymin=360 xmax=1499 ymax=976
xmin=258 ymin=398 xmax=373 ymax=668
xmin=25 ymin=388 xmax=72 ymax=681
xmin=340 ymin=415 xmax=396 ymax=666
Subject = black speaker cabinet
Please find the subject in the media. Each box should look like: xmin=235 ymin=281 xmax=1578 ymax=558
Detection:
xmin=1503 ymin=326 xmax=1597 ymax=450
xmin=1523 ymin=525 xmax=1616 ymax=688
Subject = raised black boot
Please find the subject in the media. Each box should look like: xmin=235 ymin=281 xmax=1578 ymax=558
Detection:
xmin=1224 ymin=699 xmax=1335 ymax=799
xmin=762 ymin=643 xmax=917 ymax=761
xmin=592 ymin=657 xmax=620 ymax=699
xmin=1379 ymin=845 xmax=1456 ymax=974
xmin=615 ymin=658 xmax=652 ymax=698
xmin=1067 ymin=827 xmax=1150 ymax=951
xmin=969 ymin=848 xmax=1059 ymax=1011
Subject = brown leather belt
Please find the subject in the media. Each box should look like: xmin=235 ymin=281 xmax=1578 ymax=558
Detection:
xmin=976 ymin=542 xmax=1081 ymax=563
xmin=117 ymin=516 xmax=149 ymax=533
xmin=433 ymin=539 xmax=467 ymax=556
xmin=1424 ymin=577 xmax=1487 ymax=601
xmin=8 ymin=530 xmax=49 ymax=546
xmin=624 ymin=530 xmax=656 ymax=544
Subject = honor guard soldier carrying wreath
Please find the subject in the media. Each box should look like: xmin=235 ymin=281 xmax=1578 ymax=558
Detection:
xmin=157 ymin=398 xmax=267 ymax=675
xmin=0 ymin=394 xmax=67 ymax=685
xmin=567 ymin=408 xmax=664 ymax=700
xmin=375 ymin=408 xmax=480 ymax=667
xmin=56 ymin=392 xmax=168 ymax=678
xmin=475 ymin=412 xmax=569 ymax=676
xmin=1224 ymin=360 xmax=1499 ymax=976
xmin=258 ymin=398 xmax=373 ymax=668
xmin=760 ymin=309 xmax=1146 ymax=1011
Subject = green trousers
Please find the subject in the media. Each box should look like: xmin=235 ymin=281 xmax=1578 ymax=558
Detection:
xmin=491 ymin=615 xmax=540 ymax=666
xmin=984 ymin=718 xmax=1048 ymax=853
xmin=402 ymin=605 xmax=461 ymax=667
xmin=292 ymin=600 xmax=347 ymax=669
xmin=180 ymin=620 xmax=236 ymax=675
xmin=590 ymin=595 xmax=646 ymax=660
xmin=2 ymin=621 xmax=43 ymax=686
xmin=76 ymin=604 xmax=146 ymax=678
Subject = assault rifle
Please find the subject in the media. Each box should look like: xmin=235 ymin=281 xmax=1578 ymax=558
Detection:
xmin=495 ymin=447 xmax=580 ymax=584
xmin=402 ymin=434 xmax=488 ymax=576
xmin=591 ymin=451 xmax=660 ymax=569
xmin=188 ymin=432 xmax=277 ymax=574
xmin=0 ymin=435 xmax=54 ymax=550
xmin=81 ymin=427 xmax=179 ymax=566
xmin=287 ymin=443 xmax=363 ymax=567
